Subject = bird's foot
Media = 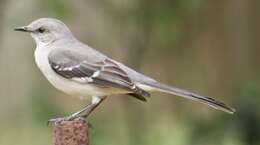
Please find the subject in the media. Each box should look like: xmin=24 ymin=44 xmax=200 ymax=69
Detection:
xmin=47 ymin=116 xmax=93 ymax=128
xmin=47 ymin=96 xmax=107 ymax=126
xmin=47 ymin=116 xmax=84 ymax=126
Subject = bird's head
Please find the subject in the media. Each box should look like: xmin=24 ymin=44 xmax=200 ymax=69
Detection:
xmin=14 ymin=18 xmax=74 ymax=46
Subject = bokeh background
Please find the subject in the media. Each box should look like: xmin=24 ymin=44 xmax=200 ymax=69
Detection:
xmin=0 ymin=0 xmax=259 ymax=145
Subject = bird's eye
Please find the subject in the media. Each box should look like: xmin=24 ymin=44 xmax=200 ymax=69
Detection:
xmin=38 ymin=27 xmax=45 ymax=33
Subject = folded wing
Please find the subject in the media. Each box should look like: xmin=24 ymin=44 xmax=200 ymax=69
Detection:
xmin=48 ymin=50 xmax=150 ymax=101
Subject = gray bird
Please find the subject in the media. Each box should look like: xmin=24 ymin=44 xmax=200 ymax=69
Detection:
xmin=14 ymin=18 xmax=235 ymax=123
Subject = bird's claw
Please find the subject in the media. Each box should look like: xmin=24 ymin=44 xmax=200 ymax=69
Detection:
xmin=47 ymin=116 xmax=93 ymax=128
xmin=47 ymin=116 xmax=75 ymax=126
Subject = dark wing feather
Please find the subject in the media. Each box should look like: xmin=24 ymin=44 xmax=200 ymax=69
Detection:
xmin=48 ymin=50 xmax=150 ymax=101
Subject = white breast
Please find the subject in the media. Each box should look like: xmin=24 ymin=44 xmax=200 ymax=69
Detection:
xmin=34 ymin=46 xmax=126 ymax=99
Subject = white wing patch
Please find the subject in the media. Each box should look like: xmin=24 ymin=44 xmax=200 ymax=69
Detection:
xmin=62 ymin=67 xmax=73 ymax=71
xmin=72 ymin=77 xmax=93 ymax=83
xmin=71 ymin=70 xmax=101 ymax=84
xmin=92 ymin=71 xmax=100 ymax=78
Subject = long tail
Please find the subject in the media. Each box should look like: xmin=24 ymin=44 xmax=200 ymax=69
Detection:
xmin=141 ymin=82 xmax=235 ymax=114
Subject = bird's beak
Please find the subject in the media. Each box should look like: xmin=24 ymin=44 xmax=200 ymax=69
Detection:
xmin=14 ymin=26 xmax=33 ymax=32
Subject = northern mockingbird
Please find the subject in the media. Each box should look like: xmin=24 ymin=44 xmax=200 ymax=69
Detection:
xmin=14 ymin=18 xmax=235 ymax=122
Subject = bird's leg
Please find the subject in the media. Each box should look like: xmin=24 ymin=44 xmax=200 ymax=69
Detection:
xmin=47 ymin=96 xmax=107 ymax=125
xmin=71 ymin=96 xmax=107 ymax=119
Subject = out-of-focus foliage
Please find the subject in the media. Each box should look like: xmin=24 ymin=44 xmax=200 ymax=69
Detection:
xmin=0 ymin=0 xmax=259 ymax=145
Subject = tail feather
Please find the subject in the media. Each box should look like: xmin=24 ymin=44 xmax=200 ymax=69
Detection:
xmin=142 ymin=82 xmax=235 ymax=114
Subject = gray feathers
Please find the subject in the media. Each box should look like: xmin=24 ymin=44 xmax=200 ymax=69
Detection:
xmin=144 ymin=82 xmax=235 ymax=114
xmin=49 ymin=49 xmax=150 ymax=101
xmin=16 ymin=18 xmax=234 ymax=115
xmin=48 ymin=47 xmax=235 ymax=112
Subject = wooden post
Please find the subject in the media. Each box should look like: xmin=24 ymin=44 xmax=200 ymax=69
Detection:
xmin=53 ymin=118 xmax=90 ymax=145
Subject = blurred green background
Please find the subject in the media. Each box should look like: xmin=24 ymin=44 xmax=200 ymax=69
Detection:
xmin=0 ymin=0 xmax=259 ymax=145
